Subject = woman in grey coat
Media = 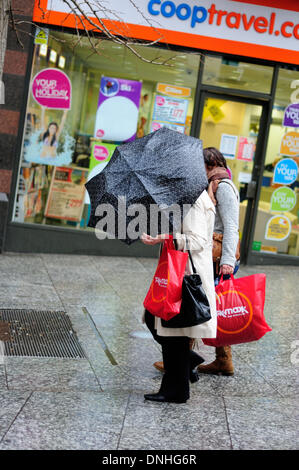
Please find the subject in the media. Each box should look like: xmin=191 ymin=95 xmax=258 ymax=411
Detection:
xmin=197 ymin=146 xmax=240 ymax=376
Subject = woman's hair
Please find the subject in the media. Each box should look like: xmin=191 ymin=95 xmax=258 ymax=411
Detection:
xmin=42 ymin=122 xmax=58 ymax=146
xmin=203 ymin=147 xmax=228 ymax=169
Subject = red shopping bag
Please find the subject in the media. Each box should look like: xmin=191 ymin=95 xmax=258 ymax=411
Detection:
xmin=143 ymin=235 xmax=188 ymax=321
xmin=203 ymin=274 xmax=271 ymax=347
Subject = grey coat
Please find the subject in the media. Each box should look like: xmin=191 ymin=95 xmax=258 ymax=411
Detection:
xmin=214 ymin=179 xmax=240 ymax=267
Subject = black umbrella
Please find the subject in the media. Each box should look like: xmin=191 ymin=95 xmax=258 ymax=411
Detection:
xmin=85 ymin=127 xmax=208 ymax=244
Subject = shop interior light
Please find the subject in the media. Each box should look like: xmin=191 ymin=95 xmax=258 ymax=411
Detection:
xmin=49 ymin=49 xmax=57 ymax=63
xmin=58 ymin=55 xmax=65 ymax=68
xmin=39 ymin=44 xmax=48 ymax=57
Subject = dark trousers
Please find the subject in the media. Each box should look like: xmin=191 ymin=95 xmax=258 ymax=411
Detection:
xmin=145 ymin=310 xmax=203 ymax=401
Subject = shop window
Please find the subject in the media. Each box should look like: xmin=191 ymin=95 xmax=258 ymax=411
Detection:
xmin=253 ymin=68 xmax=299 ymax=257
xmin=203 ymin=55 xmax=273 ymax=94
xmin=198 ymin=97 xmax=263 ymax=239
xmin=13 ymin=32 xmax=200 ymax=231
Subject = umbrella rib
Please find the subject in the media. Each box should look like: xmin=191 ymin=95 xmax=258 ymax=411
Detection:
xmin=118 ymin=152 xmax=171 ymax=205
xmin=106 ymin=153 xmax=160 ymax=205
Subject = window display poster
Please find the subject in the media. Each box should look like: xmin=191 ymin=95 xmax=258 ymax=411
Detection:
xmin=152 ymin=95 xmax=188 ymax=125
xmin=265 ymin=215 xmax=292 ymax=242
xmin=26 ymin=69 xmax=75 ymax=166
xmin=89 ymin=142 xmax=116 ymax=171
xmin=45 ymin=167 xmax=88 ymax=221
xmin=270 ymin=187 xmax=296 ymax=212
xmin=32 ymin=68 xmax=71 ymax=109
xmin=283 ymin=103 xmax=299 ymax=128
xmin=273 ymin=158 xmax=298 ymax=185
xmin=94 ymin=77 xmax=142 ymax=142
xmin=24 ymin=190 xmax=43 ymax=218
xmin=238 ymin=171 xmax=252 ymax=183
xmin=84 ymin=142 xmax=117 ymax=205
xmin=207 ymin=103 xmax=225 ymax=123
xmin=237 ymin=136 xmax=256 ymax=161
xmin=150 ymin=121 xmax=185 ymax=134
xmin=137 ymin=88 xmax=153 ymax=138
xmin=280 ymin=132 xmax=299 ymax=156
xmin=14 ymin=165 xmax=49 ymax=222
xmin=219 ymin=134 xmax=238 ymax=159
xmin=24 ymin=107 xmax=75 ymax=166
xmin=203 ymin=99 xmax=226 ymax=122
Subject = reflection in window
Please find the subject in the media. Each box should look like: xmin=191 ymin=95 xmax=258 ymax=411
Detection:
xmin=203 ymin=55 xmax=273 ymax=94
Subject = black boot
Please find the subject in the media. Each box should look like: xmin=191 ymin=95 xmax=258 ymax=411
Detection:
xmin=189 ymin=350 xmax=205 ymax=383
xmin=144 ymin=393 xmax=187 ymax=404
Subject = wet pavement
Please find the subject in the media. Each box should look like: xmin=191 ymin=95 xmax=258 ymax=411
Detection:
xmin=0 ymin=252 xmax=298 ymax=450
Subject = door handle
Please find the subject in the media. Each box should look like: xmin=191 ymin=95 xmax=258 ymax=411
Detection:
xmin=246 ymin=181 xmax=257 ymax=199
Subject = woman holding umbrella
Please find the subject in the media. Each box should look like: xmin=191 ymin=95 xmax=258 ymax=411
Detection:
xmin=152 ymin=147 xmax=240 ymax=379
xmin=141 ymin=188 xmax=217 ymax=404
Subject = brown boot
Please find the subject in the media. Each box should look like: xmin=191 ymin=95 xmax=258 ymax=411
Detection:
xmin=153 ymin=361 xmax=165 ymax=373
xmin=197 ymin=346 xmax=234 ymax=376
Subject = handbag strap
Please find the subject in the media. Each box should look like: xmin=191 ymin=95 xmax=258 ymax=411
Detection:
xmin=187 ymin=250 xmax=197 ymax=274
xmin=172 ymin=236 xmax=197 ymax=274
xmin=219 ymin=180 xmax=239 ymax=200
xmin=185 ymin=237 xmax=197 ymax=274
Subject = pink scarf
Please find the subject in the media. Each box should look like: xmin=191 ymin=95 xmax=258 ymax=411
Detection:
xmin=207 ymin=167 xmax=231 ymax=205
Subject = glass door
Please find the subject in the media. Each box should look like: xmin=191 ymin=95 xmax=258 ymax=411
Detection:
xmin=197 ymin=93 xmax=267 ymax=262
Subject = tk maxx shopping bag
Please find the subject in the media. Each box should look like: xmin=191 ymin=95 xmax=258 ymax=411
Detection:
xmin=203 ymin=273 xmax=271 ymax=347
xmin=143 ymin=236 xmax=188 ymax=321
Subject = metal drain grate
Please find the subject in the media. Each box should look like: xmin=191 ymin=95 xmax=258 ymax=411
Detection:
xmin=0 ymin=309 xmax=86 ymax=358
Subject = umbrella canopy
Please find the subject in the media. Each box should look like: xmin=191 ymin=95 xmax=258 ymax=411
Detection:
xmin=85 ymin=127 xmax=208 ymax=244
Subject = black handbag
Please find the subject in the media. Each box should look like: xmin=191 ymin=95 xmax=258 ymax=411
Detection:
xmin=161 ymin=249 xmax=211 ymax=329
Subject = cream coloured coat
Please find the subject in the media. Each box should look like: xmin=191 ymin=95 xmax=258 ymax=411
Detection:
xmin=154 ymin=190 xmax=217 ymax=339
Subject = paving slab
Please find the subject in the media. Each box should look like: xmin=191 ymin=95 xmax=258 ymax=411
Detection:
xmin=91 ymin=255 xmax=148 ymax=273
xmin=224 ymin=396 xmax=298 ymax=450
xmin=41 ymin=254 xmax=106 ymax=284
xmin=233 ymin=332 xmax=298 ymax=397
xmin=119 ymin=395 xmax=231 ymax=450
xmin=0 ymin=285 xmax=63 ymax=310
xmin=52 ymin=281 xmax=116 ymax=310
xmin=0 ymin=255 xmax=52 ymax=287
xmin=0 ymin=390 xmax=129 ymax=450
xmin=0 ymin=390 xmax=31 ymax=442
xmin=5 ymin=357 xmax=101 ymax=392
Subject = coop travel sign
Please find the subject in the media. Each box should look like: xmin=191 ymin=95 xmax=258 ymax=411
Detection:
xmin=148 ymin=1 xmax=299 ymax=39
xmin=33 ymin=0 xmax=299 ymax=65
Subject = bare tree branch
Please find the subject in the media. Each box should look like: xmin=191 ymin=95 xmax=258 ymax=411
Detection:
xmin=34 ymin=0 xmax=177 ymax=66
xmin=3 ymin=0 xmax=187 ymax=74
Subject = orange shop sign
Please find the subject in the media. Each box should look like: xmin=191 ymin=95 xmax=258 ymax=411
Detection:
xmin=33 ymin=0 xmax=299 ymax=65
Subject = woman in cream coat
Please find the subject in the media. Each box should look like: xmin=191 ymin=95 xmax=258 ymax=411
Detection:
xmin=141 ymin=189 xmax=217 ymax=404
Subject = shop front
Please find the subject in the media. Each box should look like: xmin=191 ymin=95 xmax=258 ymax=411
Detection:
xmin=4 ymin=0 xmax=299 ymax=264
